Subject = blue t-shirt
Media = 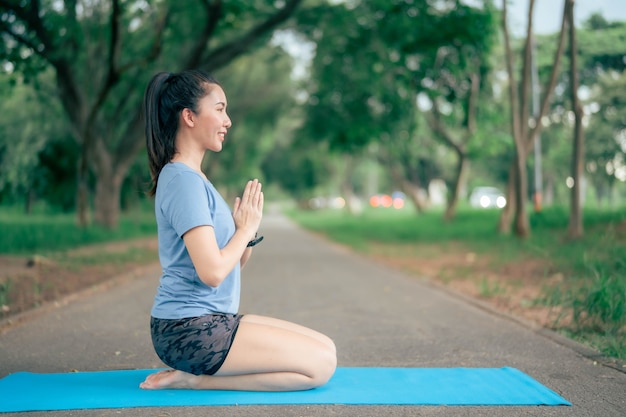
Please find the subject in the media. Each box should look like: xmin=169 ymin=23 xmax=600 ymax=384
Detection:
xmin=151 ymin=162 xmax=240 ymax=319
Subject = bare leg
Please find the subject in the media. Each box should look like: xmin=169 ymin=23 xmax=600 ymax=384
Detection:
xmin=140 ymin=315 xmax=336 ymax=391
xmin=240 ymin=314 xmax=336 ymax=352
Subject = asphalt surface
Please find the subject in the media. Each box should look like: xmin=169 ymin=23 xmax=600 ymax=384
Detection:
xmin=1 ymin=211 xmax=625 ymax=416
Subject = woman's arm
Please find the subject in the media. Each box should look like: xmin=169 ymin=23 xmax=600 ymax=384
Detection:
xmin=184 ymin=179 xmax=263 ymax=287
xmin=240 ymin=247 xmax=253 ymax=269
xmin=184 ymin=226 xmax=252 ymax=287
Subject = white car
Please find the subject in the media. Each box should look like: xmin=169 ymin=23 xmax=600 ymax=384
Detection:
xmin=469 ymin=187 xmax=507 ymax=209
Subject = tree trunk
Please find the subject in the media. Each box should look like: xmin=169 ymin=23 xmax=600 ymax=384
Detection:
xmin=425 ymin=68 xmax=479 ymax=223
xmin=76 ymin=179 xmax=90 ymax=227
xmin=400 ymin=180 xmax=427 ymax=213
xmin=513 ymin=150 xmax=529 ymax=237
xmin=444 ymin=152 xmax=469 ymax=221
xmin=498 ymin=163 xmax=515 ymax=234
xmin=388 ymin=164 xmax=426 ymax=213
xmin=500 ymin=0 xmax=568 ymax=238
xmin=544 ymin=175 xmax=554 ymax=206
xmin=500 ymin=0 xmax=527 ymax=237
xmin=566 ymin=0 xmax=584 ymax=239
xmin=608 ymin=179 xmax=615 ymax=206
xmin=340 ymin=154 xmax=361 ymax=215
xmin=93 ymin=166 xmax=123 ymax=229
xmin=75 ymin=131 xmax=91 ymax=227
xmin=24 ymin=189 xmax=35 ymax=215
xmin=91 ymin=140 xmax=125 ymax=229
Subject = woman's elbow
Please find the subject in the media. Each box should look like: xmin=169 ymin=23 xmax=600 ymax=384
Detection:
xmin=197 ymin=270 xmax=225 ymax=288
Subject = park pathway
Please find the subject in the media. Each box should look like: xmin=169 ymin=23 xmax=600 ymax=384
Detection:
xmin=0 ymin=210 xmax=624 ymax=416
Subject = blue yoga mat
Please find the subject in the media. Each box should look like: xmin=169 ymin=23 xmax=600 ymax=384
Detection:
xmin=0 ymin=367 xmax=570 ymax=412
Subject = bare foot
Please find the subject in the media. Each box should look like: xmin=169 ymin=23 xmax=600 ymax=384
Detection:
xmin=139 ymin=369 xmax=197 ymax=390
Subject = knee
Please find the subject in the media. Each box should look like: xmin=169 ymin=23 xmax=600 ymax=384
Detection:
xmin=309 ymin=343 xmax=337 ymax=388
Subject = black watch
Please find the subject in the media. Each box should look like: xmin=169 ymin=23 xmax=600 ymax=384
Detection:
xmin=247 ymin=234 xmax=264 ymax=247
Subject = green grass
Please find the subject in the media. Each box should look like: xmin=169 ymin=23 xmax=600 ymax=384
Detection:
xmin=287 ymin=205 xmax=626 ymax=360
xmin=287 ymin=205 xmax=625 ymax=267
xmin=478 ymin=276 xmax=507 ymax=298
xmin=0 ymin=208 xmax=157 ymax=255
xmin=52 ymin=246 xmax=158 ymax=269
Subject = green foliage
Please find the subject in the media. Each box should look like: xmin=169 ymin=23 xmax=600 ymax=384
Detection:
xmin=572 ymin=271 xmax=625 ymax=334
xmin=296 ymin=3 xmax=384 ymax=152
xmin=585 ymin=71 xmax=626 ymax=203
xmin=209 ymin=44 xmax=299 ymax=195
xmin=576 ymin=21 xmax=626 ymax=78
xmin=35 ymin=136 xmax=81 ymax=211
xmin=0 ymin=0 xmax=305 ymax=228
xmin=1 ymin=0 xmax=625 ymax=226
xmin=293 ymin=0 xmax=502 ymax=212
xmin=297 ymin=0 xmax=499 ymax=153
xmin=541 ymin=268 xmax=625 ymax=359
xmin=520 ymin=16 xmax=626 ymax=208
xmin=0 ymin=71 xmax=69 ymax=201
xmin=531 ymin=19 xmax=626 ymax=86
xmin=288 ymin=206 xmax=511 ymax=249
xmin=478 ymin=276 xmax=507 ymax=298
xmin=261 ymin=142 xmax=332 ymax=200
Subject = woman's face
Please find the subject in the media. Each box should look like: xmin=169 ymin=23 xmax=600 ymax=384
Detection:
xmin=193 ymin=85 xmax=232 ymax=153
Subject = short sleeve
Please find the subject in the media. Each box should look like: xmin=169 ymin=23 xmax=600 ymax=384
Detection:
xmin=160 ymin=171 xmax=214 ymax=238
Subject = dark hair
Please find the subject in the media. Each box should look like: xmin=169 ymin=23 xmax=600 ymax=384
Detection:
xmin=143 ymin=69 xmax=220 ymax=196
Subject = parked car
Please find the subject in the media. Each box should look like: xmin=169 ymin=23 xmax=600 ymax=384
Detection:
xmin=469 ymin=187 xmax=506 ymax=209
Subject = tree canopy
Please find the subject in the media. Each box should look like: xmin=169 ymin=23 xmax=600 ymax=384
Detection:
xmin=0 ymin=0 xmax=303 ymax=227
xmin=0 ymin=0 xmax=624 ymax=237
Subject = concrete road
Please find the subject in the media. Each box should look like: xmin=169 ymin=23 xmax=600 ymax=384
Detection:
xmin=1 ymin=211 xmax=624 ymax=416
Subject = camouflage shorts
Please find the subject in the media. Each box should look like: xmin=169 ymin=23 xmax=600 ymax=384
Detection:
xmin=150 ymin=313 xmax=242 ymax=376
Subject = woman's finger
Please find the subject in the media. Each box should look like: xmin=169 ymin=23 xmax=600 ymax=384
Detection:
xmin=258 ymin=191 xmax=264 ymax=209
xmin=252 ymin=182 xmax=262 ymax=202
xmin=247 ymin=180 xmax=260 ymax=203
xmin=242 ymin=180 xmax=253 ymax=203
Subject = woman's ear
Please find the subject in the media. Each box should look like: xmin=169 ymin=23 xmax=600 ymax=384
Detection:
xmin=181 ymin=108 xmax=195 ymax=128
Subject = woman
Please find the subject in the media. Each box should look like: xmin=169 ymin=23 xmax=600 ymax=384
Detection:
xmin=140 ymin=69 xmax=336 ymax=391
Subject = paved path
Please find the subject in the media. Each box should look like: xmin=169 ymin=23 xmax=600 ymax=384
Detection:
xmin=1 ymin=212 xmax=625 ymax=416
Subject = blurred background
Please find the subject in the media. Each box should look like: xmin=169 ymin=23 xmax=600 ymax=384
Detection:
xmin=0 ymin=0 xmax=624 ymax=233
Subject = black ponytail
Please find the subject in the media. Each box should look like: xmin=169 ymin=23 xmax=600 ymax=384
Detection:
xmin=143 ymin=70 xmax=220 ymax=196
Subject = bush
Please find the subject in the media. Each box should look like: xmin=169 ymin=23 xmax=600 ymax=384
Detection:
xmin=571 ymin=271 xmax=626 ymax=335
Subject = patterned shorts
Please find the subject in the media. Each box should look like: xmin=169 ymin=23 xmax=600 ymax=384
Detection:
xmin=150 ymin=313 xmax=242 ymax=375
